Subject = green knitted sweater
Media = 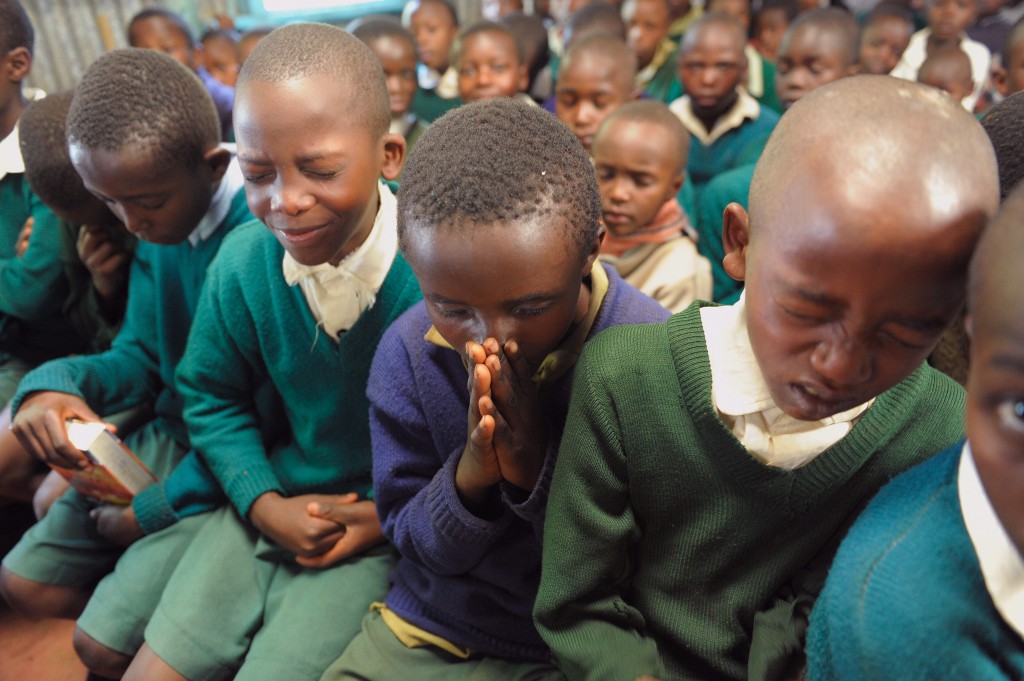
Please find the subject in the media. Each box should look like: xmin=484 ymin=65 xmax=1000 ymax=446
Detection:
xmin=535 ymin=301 xmax=967 ymax=681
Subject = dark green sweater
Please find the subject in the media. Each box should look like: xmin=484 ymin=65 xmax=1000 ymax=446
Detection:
xmin=535 ymin=301 xmax=967 ymax=681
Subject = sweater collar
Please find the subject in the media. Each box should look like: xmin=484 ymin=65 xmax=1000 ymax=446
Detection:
xmin=670 ymin=89 xmax=760 ymax=146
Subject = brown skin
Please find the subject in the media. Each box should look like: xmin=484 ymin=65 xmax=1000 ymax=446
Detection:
xmin=927 ymin=0 xmax=977 ymax=48
xmin=555 ymin=51 xmax=636 ymax=150
xmin=593 ymin=118 xmax=685 ymax=236
xmin=457 ymin=29 xmax=529 ymax=102
xmin=367 ymin=35 xmax=419 ymax=118
xmin=407 ymin=0 xmax=459 ymax=72
xmin=992 ymin=36 xmax=1024 ymax=96
xmin=918 ymin=52 xmax=974 ymax=103
xmin=859 ymin=16 xmax=913 ymax=75
xmin=754 ymin=7 xmax=790 ymax=61
xmin=776 ymin=24 xmax=859 ymax=109
xmin=709 ymin=0 xmax=752 ymax=31
xmin=0 ymin=46 xmax=30 ymax=141
xmin=403 ymin=219 xmax=602 ymax=514
xmin=128 ymin=15 xmax=196 ymax=70
xmin=626 ymin=0 xmax=673 ymax=69
xmin=199 ymin=33 xmax=240 ymax=87
xmin=678 ymin=21 xmax=747 ymax=132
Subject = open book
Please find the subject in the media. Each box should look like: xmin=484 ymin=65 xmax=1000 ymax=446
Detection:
xmin=52 ymin=419 xmax=158 ymax=505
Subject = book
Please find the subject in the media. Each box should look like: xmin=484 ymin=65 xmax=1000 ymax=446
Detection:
xmin=53 ymin=419 xmax=158 ymax=505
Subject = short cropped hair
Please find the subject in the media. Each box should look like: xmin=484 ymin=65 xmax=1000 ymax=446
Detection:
xmin=565 ymin=1 xmax=627 ymax=44
xmin=239 ymin=23 xmax=389 ymax=138
xmin=500 ymin=12 xmax=550 ymax=84
xmin=0 ymin=0 xmax=33 ymax=55
xmin=757 ymin=0 xmax=799 ymax=23
xmin=788 ymin=8 xmax=860 ymax=67
xmin=67 ymin=48 xmax=219 ymax=169
xmin=200 ymin=28 xmax=239 ymax=45
xmin=563 ymin=33 xmax=638 ymax=82
xmin=127 ymin=8 xmax=195 ymax=48
xmin=680 ymin=12 xmax=747 ymax=54
xmin=1002 ymin=15 xmax=1024 ymax=56
xmin=865 ymin=2 xmax=914 ymax=29
xmin=398 ymin=98 xmax=601 ymax=261
xmin=598 ymin=100 xmax=691 ymax=174
xmin=458 ymin=20 xmax=524 ymax=62
xmin=402 ymin=0 xmax=459 ymax=27
xmin=351 ymin=16 xmax=415 ymax=54
xmin=981 ymin=90 xmax=1024 ymax=199
xmin=19 ymin=91 xmax=94 ymax=214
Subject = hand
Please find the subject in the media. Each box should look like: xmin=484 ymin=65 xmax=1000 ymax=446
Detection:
xmin=14 ymin=217 xmax=32 ymax=257
xmin=481 ymin=339 xmax=548 ymax=491
xmin=249 ymin=491 xmax=354 ymax=558
xmin=295 ymin=498 xmax=385 ymax=568
xmin=454 ymin=341 xmax=503 ymax=513
xmin=91 ymin=503 xmax=144 ymax=546
xmin=77 ymin=224 xmax=131 ymax=302
xmin=11 ymin=392 xmax=115 ymax=469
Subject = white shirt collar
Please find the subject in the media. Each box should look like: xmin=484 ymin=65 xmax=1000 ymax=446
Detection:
xmin=188 ymin=144 xmax=243 ymax=247
xmin=0 ymin=88 xmax=45 ymax=182
xmin=281 ymin=181 xmax=398 ymax=340
xmin=700 ymin=294 xmax=873 ymax=469
xmin=959 ymin=442 xmax=1024 ymax=638
xmin=670 ymin=89 xmax=761 ymax=146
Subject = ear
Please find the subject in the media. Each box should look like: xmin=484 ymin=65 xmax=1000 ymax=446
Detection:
xmin=721 ymin=202 xmax=751 ymax=282
xmin=203 ymin=146 xmax=232 ymax=183
xmin=3 ymin=47 xmax=31 ymax=82
xmin=582 ymin=223 xmax=606 ymax=276
xmin=379 ymin=132 xmax=407 ymax=182
xmin=669 ymin=172 xmax=685 ymax=199
xmin=844 ymin=61 xmax=863 ymax=77
xmin=964 ymin=313 xmax=974 ymax=341
xmin=992 ymin=64 xmax=1009 ymax=97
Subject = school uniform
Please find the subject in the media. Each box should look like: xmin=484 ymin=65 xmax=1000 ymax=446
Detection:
xmin=141 ymin=183 xmax=422 ymax=681
xmin=3 ymin=158 xmax=252 ymax=653
xmin=890 ymin=28 xmax=991 ymax=111
xmin=412 ymin=64 xmax=461 ymax=123
xmin=808 ymin=442 xmax=1024 ymax=680
xmin=535 ymin=298 xmax=968 ymax=680
xmin=637 ymin=37 xmax=683 ymax=104
xmin=320 ymin=263 xmax=668 ymax=680
xmin=695 ymin=162 xmax=755 ymax=304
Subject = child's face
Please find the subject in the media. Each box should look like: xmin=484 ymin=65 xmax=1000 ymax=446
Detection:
xmin=129 ymin=17 xmax=195 ymax=70
xmin=69 ymin=143 xmax=223 ymax=245
xmin=928 ymin=0 xmax=976 ymax=41
xmin=555 ymin=53 xmax=634 ymax=150
xmin=404 ymin=220 xmax=599 ymax=373
xmin=730 ymin=168 xmax=980 ymax=422
xmin=859 ymin=17 xmax=912 ymax=75
xmin=237 ymin=34 xmax=265 ymax=65
xmin=709 ymin=0 xmax=752 ymax=31
xmin=593 ymin=119 xmax=683 ymax=236
xmin=234 ymin=75 xmax=404 ymax=267
xmin=776 ymin=25 xmax=853 ymax=109
xmin=201 ymin=35 xmax=240 ymax=87
xmin=754 ymin=8 xmax=789 ymax=62
xmin=369 ymin=36 xmax=419 ymax=117
xmin=483 ymin=0 xmax=524 ymax=20
xmin=996 ymin=39 xmax=1024 ymax=95
xmin=457 ymin=31 xmax=528 ymax=102
xmin=678 ymin=24 xmax=746 ymax=117
xmin=625 ymin=0 xmax=672 ymax=68
xmin=966 ymin=263 xmax=1024 ymax=557
xmin=919 ymin=65 xmax=974 ymax=102
xmin=409 ymin=1 xmax=458 ymax=71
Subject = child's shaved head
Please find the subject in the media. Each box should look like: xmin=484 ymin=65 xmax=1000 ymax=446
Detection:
xmin=783 ymin=7 xmax=859 ymax=69
xmin=596 ymin=100 xmax=690 ymax=175
xmin=239 ymin=23 xmax=389 ymax=138
xmin=679 ymin=11 xmax=747 ymax=55
xmin=0 ymin=0 xmax=32 ymax=54
xmin=918 ymin=46 xmax=974 ymax=102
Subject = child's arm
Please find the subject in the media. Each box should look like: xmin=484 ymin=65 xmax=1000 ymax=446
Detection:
xmin=533 ymin=347 xmax=665 ymax=681
xmin=1 ymin=188 xmax=68 ymax=322
xmin=76 ymin=224 xmax=132 ymax=324
xmin=294 ymin=496 xmax=385 ymax=568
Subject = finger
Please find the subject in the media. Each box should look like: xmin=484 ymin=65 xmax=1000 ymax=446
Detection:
xmin=464 ymin=341 xmax=487 ymax=367
xmin=482 ymin=337 xmax=501 ymax=356
xmin=467 ymin=364 xmax=491 ymax=424
xmin=40 ymin=412 xmax=89 ymax=468
xmin=306 ymin=493 xmax=360 ymax=520
xmin=503 ymin=340 xmax=534 ymax=386
xmin=85 ymin=242 xmax=116 ymax=269
xmin=471 ymin=413 xmax=495 ymax=448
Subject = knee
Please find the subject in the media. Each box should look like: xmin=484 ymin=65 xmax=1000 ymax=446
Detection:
xmin=74 ymin=625 xmax=132 ymax=679
xmin=0 ymin=565 xmax=88 ymax=619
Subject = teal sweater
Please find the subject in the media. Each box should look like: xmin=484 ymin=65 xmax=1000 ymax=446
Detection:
xmin=695 ymin=163 xmax=755 ymax=304
xmin=12 ymin=188 xmax=252 ymax=447
xmin=136 ymin=221 xmax=422 ymax=532
xmin=686 ymin=105 xmax=779 ymax=190
xmin=535 ymin=302 xmax=967 ymax=681
xmin=0 ymin=173 xmax=84 ymax=364
xmin=807 ymin=443 xmax=1024 ymax=680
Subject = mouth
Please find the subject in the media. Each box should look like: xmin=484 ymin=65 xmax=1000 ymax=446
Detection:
xmin=788 ymin=382 xmax=859 ymax=419
xmin=603 ymin=211 xmax=633 ymax=226
xmin=274 ymin=224 xmax=327 ymax=246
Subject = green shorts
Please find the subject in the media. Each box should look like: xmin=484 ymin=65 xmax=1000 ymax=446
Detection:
xmin=320 ymin=609 xmax=565 ymax=681
xmin=145 ymin=504 xmax=397 ymax=681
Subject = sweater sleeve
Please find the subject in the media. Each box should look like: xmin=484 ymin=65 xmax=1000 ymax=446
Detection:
xmin=0 ymin=186 xmax=67 ymax=322
xmin=132 ymin=449 xmax=226 ymax=534
xmin=534 ymin=344 xmax=664 ymax=681
xmin=175 ymin=258 xmax=283 ymax=520
xmin=370 ymin=324 xmax=516 ymax=576
xmin=11 ymin=244 xmax=162 ymax=417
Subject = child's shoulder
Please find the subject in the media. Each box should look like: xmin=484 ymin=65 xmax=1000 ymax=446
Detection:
xmin=214 ymin=219 xmax=278 ymax=266
xmin=597 ymin=262 xmax=673 ymax=328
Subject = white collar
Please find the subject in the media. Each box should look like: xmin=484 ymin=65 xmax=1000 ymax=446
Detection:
xmin=0 ymin=88 xmax=45 ymax=182
xmin=959 ymin=442 xmax=1024 ymax=638
xmin=188 ymin=145 xmax=242 ymax=247
xmin=670 ymin=89 xmax=761 ymax=146
xmin=390 ymin=112 xmax=418 ymax=137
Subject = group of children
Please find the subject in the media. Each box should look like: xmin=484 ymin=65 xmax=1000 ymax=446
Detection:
xmin=0 ymin=0 xmax=1021 ymax=680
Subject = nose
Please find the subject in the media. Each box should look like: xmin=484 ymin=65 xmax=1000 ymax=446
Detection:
xmin=113 ymin=205 xmax=145 ymax=234
xmin=270 ymin=180 xmax=315 ymax=216
xmin=608 ymin=176 xmax=630 ymax=203
xmin=810 ymin=337 xmax=873 ymax=387
xmin=476 ymin=66 xmax=493 ymax=87
xmin=477 ymin=315 xmax=517 ymax=344
xmin=575 ymin=100 xmax=597 ymax=127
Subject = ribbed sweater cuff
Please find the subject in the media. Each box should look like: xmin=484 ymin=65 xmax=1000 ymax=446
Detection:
xmin=133 ymin=483 xmax=178 ymax=534
xmin=223 ymin=466 xmax=284 ymax=519
xmin=502 ymin=441 xmax=556 ymax=525
xmin=11 ymin=363 xmax=84 ymax=416
xmin=429 ymin=450 xmax=513 ymax=550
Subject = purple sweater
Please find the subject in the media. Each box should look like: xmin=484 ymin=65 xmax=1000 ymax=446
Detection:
xmin=370 ymin=264 xmax=669 ymax=662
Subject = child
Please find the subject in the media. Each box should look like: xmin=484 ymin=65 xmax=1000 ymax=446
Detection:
xmin=625 ymin=0 xmax=684 ymax=102
xmin=858 ymin=3 xmax=915 ymax=74
xmin=500 ymin=11 xmax=552 ymax=101
xmin=667 ymin=0 xmax=705 ymax=40
xmin=534 ymin=76 xmax=999 ymax=681
xmin=594 ymin=101 xmax=712 ymax=312
xmin=807 ymin=184 xmax=1024 ymax=681
xmin=2 ymin=48 xmax=251 ymax=679
xmin=117 ymin=24 xmax=420 ymax=681
xmin=318 ymin=97 xmax=668 ymax=680
xmin=918 ymin=45 xmax=976 ymax=106
xmin=128 ymin=8 xmax=235 ymax=141
xmin=199 ymin=28 xmax=241 ymax=87
xmin=752 ymin=0 xmax=798 ymax=62
xmin=456 ymin=20 xmax=529 ymax=103
xmin=237 ymin=26 xmax=272 ymax=65
xmin=670 ymin=13 xmax=780 ymax=193
xmin=404 ymin=0 xmax=461 ymax=122
xmin=890 ymin=0 xmax=991 ymax=110
xmin=0 ymin=0 xmax=83 ymax=407
xmin=708 ymin=0 xmax=784 ymax=112
xmin=775 ymin=8 xmax=861 ymax=110
xmin=992 ymin=18 xmax=1024 ymax=97
xmin=353 ymin=19 xmax=427 ymax=154
xmin=555 ymin=34 xmax=637 ymax=151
